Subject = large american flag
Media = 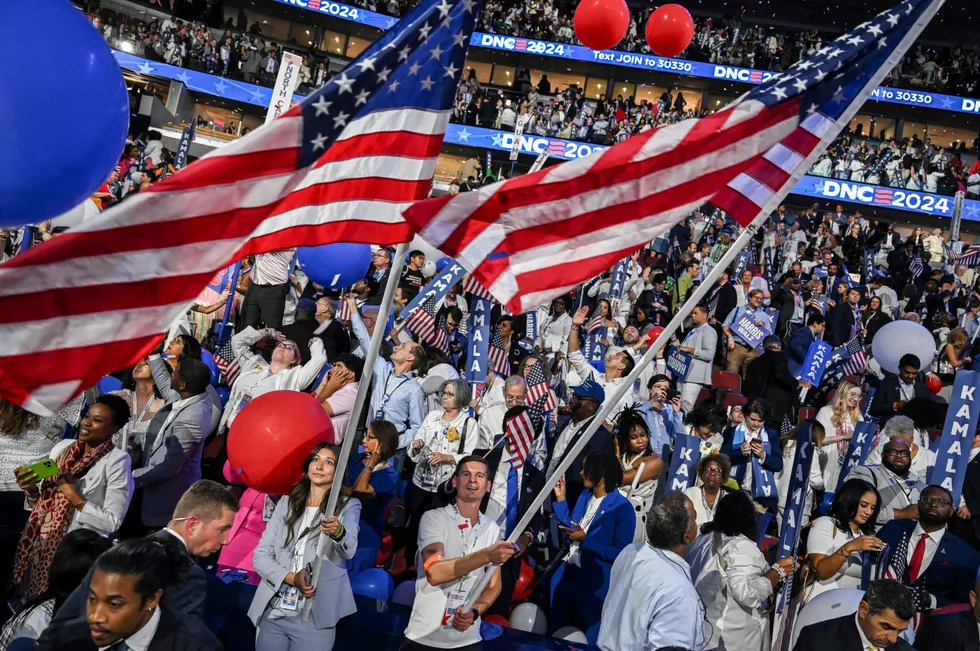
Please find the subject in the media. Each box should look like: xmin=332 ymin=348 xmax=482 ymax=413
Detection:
xmin=0 ymin=0 xmax=478 ymax=413
xmin=505 ymin=395 xmax=545 ymax=469
xmin=402 ymin=0 xmax=941 ymax=313
xmin=403 ymin=295 xmax=449 ymax=352
xmin=524 ymin=358 xmax=558 ymax=412
xmin=463 ymin=273 xmax=495 ymax=301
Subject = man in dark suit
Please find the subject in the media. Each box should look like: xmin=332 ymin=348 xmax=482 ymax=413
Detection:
xmin=543 ymin=380 xmax=612 ymax=507
xmin=793 ymin=579 xmax=916 ymax=651
xmin=312 ymin=297 xmax=350 ymax=362
xmin=365 ymin=247 xmax=393 ymax=305
xmin=39 ymin=539 xmax=220 ymax=651
xmin=280 ymin=298 xmax=320 ymax=365
xmin=827 ymin=287 xmax=864 ymax=346
xmin=915 ymin=576 xmax=980 ymax=651
xmin=786 ymin=314 xmax=826 ymax=377
xmin=742 ymin=336 xmax=803 ymax=425
xmin=869 ymin=354 xmax=933 ymax=424
xmin=874 ymin=485 xmax=980 ymax=613
xmin=711 ymin=270 xmax=739 ymax=326
xmin=40 ymin=480 xmax=240 ymax=644
xmin=950 ymin=432 xmax=980 ymax=551
xmin=774 ymin=277 xmax=807 ymax=337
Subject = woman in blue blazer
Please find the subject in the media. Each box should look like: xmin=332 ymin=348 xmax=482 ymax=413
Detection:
xmin=720 ymin=399 xmax=783 ymax=510
xmin=549 ymin=451 xmax=636 ymax=645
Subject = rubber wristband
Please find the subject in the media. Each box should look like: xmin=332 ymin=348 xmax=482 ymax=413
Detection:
xmin=423 ymin=553 xmax=445 ymax=571
xmin=329 ymin=523 xmax=345 ymax=541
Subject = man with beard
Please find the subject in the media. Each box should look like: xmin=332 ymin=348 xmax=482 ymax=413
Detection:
xmin=848 ymin=440 xmax=925 ymax=528
xmin=873 ymin=486 xmax=980 ymax=613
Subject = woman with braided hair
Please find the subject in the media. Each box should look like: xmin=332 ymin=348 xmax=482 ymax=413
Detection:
xmin=613 ymin=405 xmax=664 ymax=542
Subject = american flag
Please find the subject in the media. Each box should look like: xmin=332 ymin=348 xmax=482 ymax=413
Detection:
xmin=212 ymin=340 xmax=242 ymax=387
xmin=488 ymin=329 xmax=510 ymax=375
xmin=586 ymin=312 xmax=604 ymax=334
xmin=956 ymin=244 xmax=980 ymax=267
xmin=338 ymin=294 xmax=352 ymax=322
xmin=403 ymin=0 xmax=941 ymax=314
xmin=524 ymin=358 xmax=558 ymax=412
xmin=505 ymin=395 xmax=545 ymax=469
xmin=840 ymin=335 xmax=869 ymax=377
xmin=403 ymin=295 xmax=449 ymax=352
xmin=819 ymin=335 xmax=866 ymax=388
xmin=463 ymin=273 xmax=495 ymax=301
xmin=0 ymin=0 xmax=479 ymax=413
xmin=910 ymin=256 xmax=926 ymax=279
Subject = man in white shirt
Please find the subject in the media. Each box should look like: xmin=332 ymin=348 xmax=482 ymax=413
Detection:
xmin=242 ymin=248 xmax=295 ymax=329
xmin=404 ymin=456 xmax=517 ymax=649
xmin=598 ymin=492 xmax=704 ymax=651
xmin=567 ymin=307 xmax=639 ymax=428
xmin=869 ymin=276 xmax=900 ymax=318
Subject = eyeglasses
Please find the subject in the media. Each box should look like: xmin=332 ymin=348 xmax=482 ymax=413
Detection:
xmin=504 ymin=395 xmax=525 ymax=405
xmin=703 ymin=467 xmax=724 ymax=475
xmin=920 ymin=496 xmax=951 ymax=507
xmin=883 ymin=449 xmax=911 ymax=457
xmin=440 ymin=391 xmax=455 ymax=397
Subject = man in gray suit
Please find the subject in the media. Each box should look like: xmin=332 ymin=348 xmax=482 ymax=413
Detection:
xmin=676 ymin=304 xmax=718 ymax=412
xmin=848 ymin=440 xmax=924 ymax=528
xmin=132 ymin=357 xmax=214 ymax=531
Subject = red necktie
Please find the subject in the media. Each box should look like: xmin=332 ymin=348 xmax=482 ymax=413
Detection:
xmin=908 ymin=533 xmax=928 ymax=582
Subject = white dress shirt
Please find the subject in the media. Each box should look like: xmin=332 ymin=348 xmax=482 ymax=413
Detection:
xmin=906 ymin=523 xmax=944 ymax=576
xmin=599 ymin=543 xmax=705 ymax=651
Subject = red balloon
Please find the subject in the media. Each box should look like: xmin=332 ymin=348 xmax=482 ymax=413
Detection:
xmin=227 ymin=391 xmax=335 ymax=494
xmin=512 ymin=561 xmax=535 ymax=602
xmin=645 ymin=4 xmax=695 ymax=58
xmin=573 ymin=0 xmax=630 ymax=51
xmin=644 ymin=325 xmax=665 ymax=346
xmin=925 ymin=373 xmax=942 ymax=395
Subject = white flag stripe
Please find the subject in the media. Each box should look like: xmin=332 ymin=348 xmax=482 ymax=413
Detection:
xmin=728 ymin=173 xmax=776 ymax=207
xmin=631 ymin=119 xmax=698 ymax=163
xmin=719 ymin=99 xmax=768 ymax=131
xmin=0 ymin=241 xmax=240 ymax=296
xmin=207 ymin=116 xmax=302 ymax=159
xmin=254 ymin=200 xmax=416 ymax=238
xmin=295 ymin=155 xmax=439 ymax=191
xmin=418 ymin=183 xmax=501 ymax=247
xmin=336 ymin=107 xmax=450 ymax=141
xmin=764 ymin=143 xmax=805 ymax=174
xmin=800 ymin=111 xmax=835 ymax=139
xmin=1 ymin=302 xmax=190 ymax=355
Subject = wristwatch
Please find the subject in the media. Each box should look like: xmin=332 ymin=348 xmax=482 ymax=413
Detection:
xmin=471 ymin=608 xmax=481 ymax=620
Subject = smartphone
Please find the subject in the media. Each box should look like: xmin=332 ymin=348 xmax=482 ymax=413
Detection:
xmin=25 ymin=458 xmax=59 ymax=481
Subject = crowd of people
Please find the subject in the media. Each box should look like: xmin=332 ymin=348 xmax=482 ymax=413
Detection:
xmin=6 ymin=169 xmax=980 ymax=651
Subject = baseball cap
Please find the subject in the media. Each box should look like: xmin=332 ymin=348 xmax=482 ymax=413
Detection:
xmin=296 ymin=298 xmax=317 ymax=312
xmin=572 ymin=379 xmax=605 ymax=403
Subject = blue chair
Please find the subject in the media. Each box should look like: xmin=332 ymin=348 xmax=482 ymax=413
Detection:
xmin=350 ymin=568 xmax=394 ymax=601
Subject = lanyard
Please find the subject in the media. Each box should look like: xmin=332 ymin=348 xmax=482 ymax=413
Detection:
xmin=452 ymin=505 xmax=481 ymax=584
xmin=131 ymin=392 xmax=155 ymax=427
xmin=381 ymin=373 xmax=411 ymax=410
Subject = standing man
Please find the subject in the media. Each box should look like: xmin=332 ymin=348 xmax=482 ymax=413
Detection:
xmin=347 ymin=296 xmax=425 ymax=474
xmin=868 ymin=354 xmax=932 ymax=425
xmin=675 ymin=260 xmax=700 ymax=306
xmin=400 ymin=250 xmax=427 ymax=291
xmin=403 ymin=456 xmax=517 ymax=650
xmin=545 ymin=381 xmax=612 ymax=507
xmin=242 ymin=249 xmax=294 ymax=329
xmin=366 ymin=247 xmax=393 ymax=305
xmin=598 ymin=492 xmax=704 ymax=651
xmin=722 ymin=289 xmax=773 ymax=377
xmin=786 ymin=314 xmax=826 ymax=377
xmin=676 ymin=304 xmax=717 ymax=412
xmin=827 ymin=288 xmax=864 ymax=347
xmin=568 ymin=307 xmax=639 ymax=428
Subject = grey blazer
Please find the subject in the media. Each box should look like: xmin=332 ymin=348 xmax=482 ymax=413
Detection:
xmin=681 ymin=323 xmax=718 ymax=385
xmin=132 ymin=393 xmax=210 ymax=526
xmin=248 ymin=495 xmax=361 ymax=630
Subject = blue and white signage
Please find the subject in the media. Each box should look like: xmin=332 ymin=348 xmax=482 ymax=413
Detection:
xmin=465 ymin=298 xmax=492 ymax=384
xmin=799 ymin=341 xmax=832 ymax=385
xmin=794 ymin=176 xmax=980 ymax=219
xmin=928 ymin=371 xmax=980 ymax=503
xmin=733 ymin=315 xmax=768 ymax=348
xmin=666 ymin=346 xmax=693 ymax=381
xmin=665 ymin=434 xmax=701 ymax=492
xmin=270 ymin=0 xmax=396 ymax=29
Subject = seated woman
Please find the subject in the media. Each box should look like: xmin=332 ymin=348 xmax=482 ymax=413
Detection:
xmin=12 ymin=395 xmax=133 ymax=600
xmin=345 ymin=420 xmax=399 ymax=574
xmin=613 ymin=407 xmax=664 ymax=542
xmin=249 ymin=443 xmax=360 ymax=651
xmin=684 ymin=453 xmax=732 ymax=529
xmin=0 ymin=529 xmax=111 ymax=647
xmin=550 ymin=451 xmax=635 ymax=645
xmin=686 ymin=490 xmax=797 ymax=651
xmin=804 ymin=477 xmax=884 ymax=602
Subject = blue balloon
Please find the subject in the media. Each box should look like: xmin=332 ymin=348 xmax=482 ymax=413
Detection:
xmin=200 ymin=350 xmax=219 ymax=387
xmin=215 ymin=387 xmax=231 ymax=410
xmin=1 ymin=0 xmax=129 ymax=226
xmin=97 ymin=375 xmax=123 ymax=395
xmin=297 ymin=243 xmax=372 ymax=289
xmin=436 ymin=257 xmax=453 ymax=271
xmin=350 ymin=568 xmax=394 ymax=601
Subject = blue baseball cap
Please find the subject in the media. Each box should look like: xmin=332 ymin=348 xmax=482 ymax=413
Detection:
xmin=296 ymin=298 xmax=317 ymax=312
xmin=572 ymin=379 xmax=605 ymax=403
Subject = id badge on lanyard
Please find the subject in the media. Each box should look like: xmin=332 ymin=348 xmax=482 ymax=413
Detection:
xmin=263 ymin=494 xmax=276 ymax=522
xmin=235 ymin=394 xmax=252 ymax=415
xmin=441 ymin=588 xmax=468 ymax=628
xmin=442 ymin=511 xmax=475 ymax=628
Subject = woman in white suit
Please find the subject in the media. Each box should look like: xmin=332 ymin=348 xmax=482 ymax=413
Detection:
xmin=12 ymin=395 xmax=133 ymax=599
xmin=249 ymin=443 xmax=360 ymax=651
xmin=685 ymin=490 xmax=797 ymax=651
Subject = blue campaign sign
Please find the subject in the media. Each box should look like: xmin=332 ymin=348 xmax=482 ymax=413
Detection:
xmin=465 ymin=298 xmax=492 ymax=383
xmin=799 ymin=341 xmax=832 ymax=384
xmin=836 ymin=421 xmax=877 ymax=491
xmin=928 ymin=371 xmax=980 ymax=503
xmin=666 ymin=434 xmax=702 ymax=492
xmin=793 ymin=176 xmax=980 ymax=221
xmin=733 ymin=315 xmax=767 ymax=348
xmin=775 ymin=422 xmax=814 ymax=613
xmin=269 ymin=0 xmax=396 ymax=29
xmin=399 ymin=261 xmax=467 ymax=318
xmin=666 ymin=346 xmax=693 ymax=381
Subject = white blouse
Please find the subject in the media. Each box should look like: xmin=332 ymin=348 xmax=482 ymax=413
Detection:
xmin=408 ymin=410 xmax=478 ymax=492
xmin=805 ymin=515 xmax=864 ymax=601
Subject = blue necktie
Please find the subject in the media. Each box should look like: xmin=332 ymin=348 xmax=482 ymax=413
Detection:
xmin=505 ymin=462 xmax=519 ymax=537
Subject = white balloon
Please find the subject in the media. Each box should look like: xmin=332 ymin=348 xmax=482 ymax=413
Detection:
xmin=870 ymin=320 xmax=937 ymax=375
xmin=410 ymin=235 xmax=451 ymax=265
xmin=790 ymin=588 xmax=874 ymax=650
xmin=422 ymin=260 xmax=437 ymax=278
xmin=49 ymin=198 xmax=98 ymax=229
xmin=553 ymin=626 xmax=588 ymax=643
xmin=391 ymin=580 xmax=416 ymax=606
xmin=508 ymin=602 xmax=547 ymax=634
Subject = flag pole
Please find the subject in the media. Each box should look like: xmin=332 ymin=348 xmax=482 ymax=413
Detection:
xmin=217 ymin=260 xmax=243 ymax=347
xmin=301 ymin=242 xmax=409 ymax=621
xmin=460 ymin=212 xmax=768 ymax=611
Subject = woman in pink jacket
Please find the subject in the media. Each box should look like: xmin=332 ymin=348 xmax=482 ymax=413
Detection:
xmin=218 ymin=461 xmax=278 ymax=571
